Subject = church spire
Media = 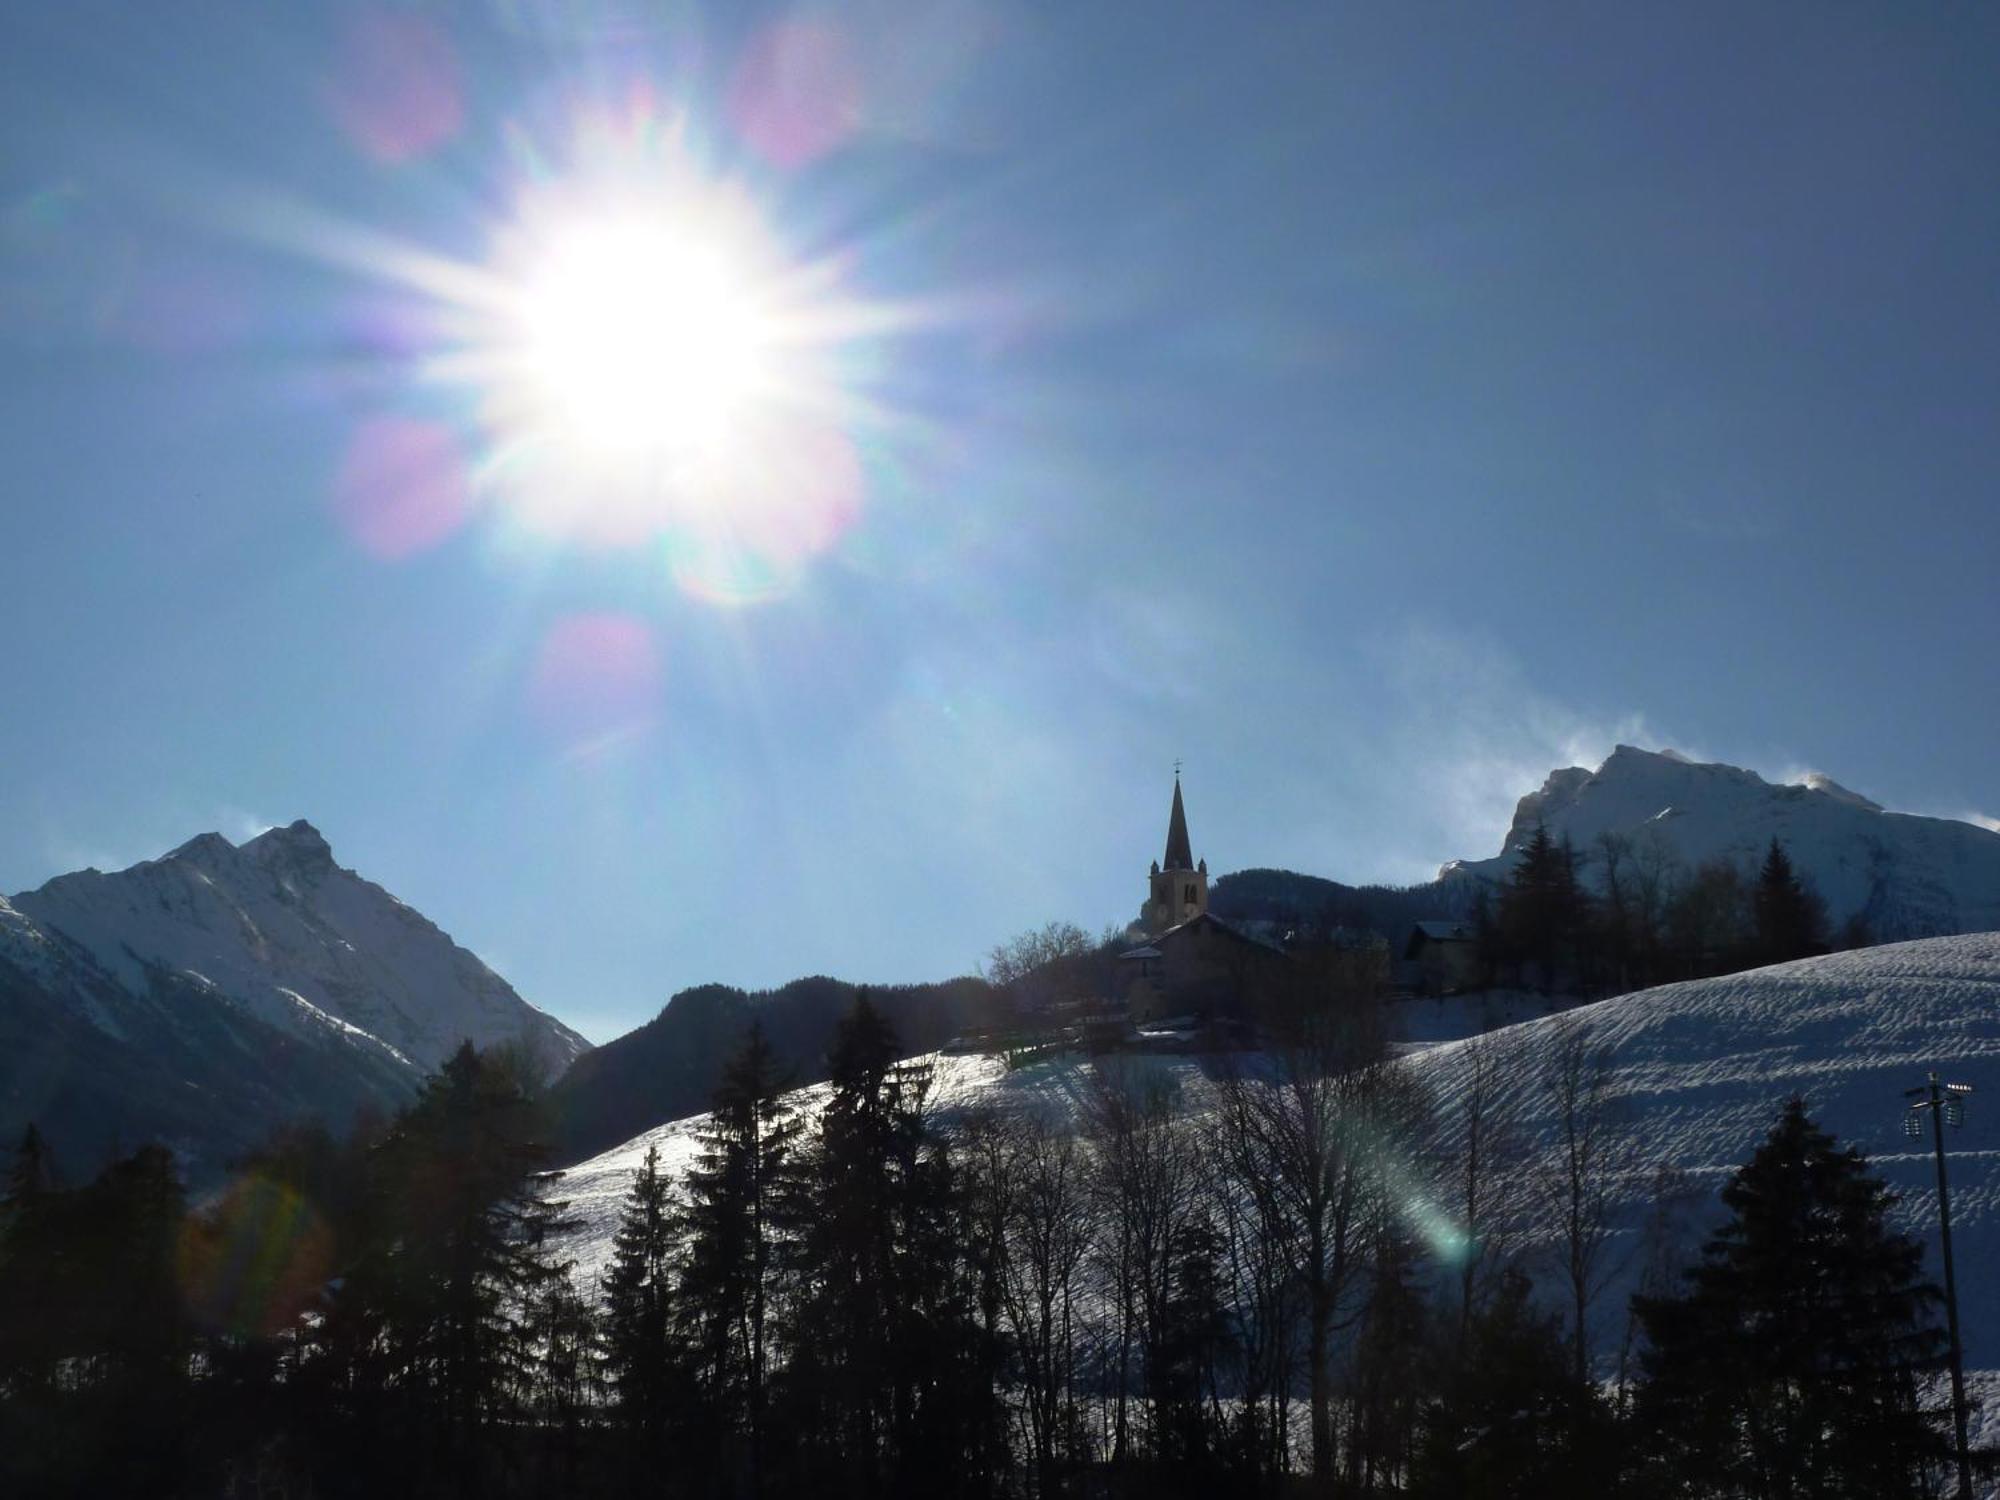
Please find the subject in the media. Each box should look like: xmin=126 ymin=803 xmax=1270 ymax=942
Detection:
xmin=1163 ymin=772 xmax=1195 ymax=871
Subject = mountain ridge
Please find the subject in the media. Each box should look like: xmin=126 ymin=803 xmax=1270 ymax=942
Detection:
xmin=1 ymin=819 xmax=588 ymax=1180
xmin=1438 ymin=744 xmax=2000 ymax=939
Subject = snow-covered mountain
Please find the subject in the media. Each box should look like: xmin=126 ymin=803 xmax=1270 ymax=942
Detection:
xmin=1441 ymin=745 xmax=2000 ymax=939
xmin=554 ymin=934 xmax=2000 ymax=1435
xmin=0 ymin=820 xmax=587 ymax=1176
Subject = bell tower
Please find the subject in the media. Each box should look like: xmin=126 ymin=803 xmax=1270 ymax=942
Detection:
xmin=1145 ymin=768 xmax=1207 ymax=932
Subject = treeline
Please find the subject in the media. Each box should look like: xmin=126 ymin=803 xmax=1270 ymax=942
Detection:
xmin=0 ymin=986 xmax=1972 ymax=1498
xmin=1209 ymin=867 xmax=1483 ymax=937
xmin=549 ymin=974 xmax=1005 ymax=1163
xmin=1471 ymin=830 xmax=1849 ymax=995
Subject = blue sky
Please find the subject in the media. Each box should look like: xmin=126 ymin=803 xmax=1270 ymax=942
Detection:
xmin=3 ymin=3 xmax=1996 ymax=1042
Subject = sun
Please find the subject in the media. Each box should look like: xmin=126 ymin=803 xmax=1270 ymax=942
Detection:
xmin=508 ymin=209 xmax=779 ymax=463
xmin=379 ymin=105 xmax=898 ymax=585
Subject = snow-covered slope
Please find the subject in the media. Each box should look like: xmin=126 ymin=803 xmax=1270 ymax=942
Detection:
xmin=1408 ymin=935 xmax=2000 ymax=1366
xmin=10 ymin=820 xmax=586 ymax=1077
xmin=555 ymin=934 xmax=2000 ymax=1414
xmin=1 ymin=822 xmax=588 ymax=1178
xmin=1441 ymin=745 xmax=2000 ymax=939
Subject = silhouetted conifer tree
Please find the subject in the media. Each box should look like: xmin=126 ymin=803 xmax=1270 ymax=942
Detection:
xmin=1630 ymin=1099 xmax=1951 ymax=1497
xmin=1412 ymin=1267 xmax=1619 ymax=1498
xmin=348 ymin=1040 xmax=575 ymax=1495
xmin=0 ymin=1124 xmax=62 ymax=1396
xmin=1498 ymin=824 xmax=1592 ymax=990
xmin=601 ymin=1140 xmax=687 ymax=1478
xmin=679 ymin=1021 xmax=802 ymax=1495
xmin=781 ymin=994 xmax=994 ymax=1500
xmin=1753 ymin=837 xmax=1826 ymax=964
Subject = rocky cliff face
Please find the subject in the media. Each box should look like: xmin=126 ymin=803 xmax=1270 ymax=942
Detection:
xmin=1440 ymin=745 xmax=2000 ymax=939
xmin=2 ymin=821 xmax=588 ymax=1178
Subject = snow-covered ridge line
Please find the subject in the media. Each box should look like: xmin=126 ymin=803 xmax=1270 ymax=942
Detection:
xmin=1440 ymin=745 xmax=2000 ymax=940
xmin=7 ymin=818 xmax=588 ymax=1079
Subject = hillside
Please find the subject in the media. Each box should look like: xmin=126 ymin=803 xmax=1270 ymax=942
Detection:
xmin=548 ymin=972 xmax=1002 ymax=1162
xmin=1 ymin=821 xmax=587 ymax=1178
xmin=555 ymin=934 xmax=2000 ymax=1424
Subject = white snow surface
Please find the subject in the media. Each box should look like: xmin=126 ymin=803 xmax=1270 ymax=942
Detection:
xmin=8 ymin=820 xmax=587 ymax=1079
xmin=555 ymin=934 xmax=2000 ymax=1437
xmin=1440 ymin=745 xmax=2000 ymax=939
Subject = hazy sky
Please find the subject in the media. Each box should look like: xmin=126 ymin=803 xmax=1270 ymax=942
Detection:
xmin=4 ymin=3 xmax=1996 ymax=1041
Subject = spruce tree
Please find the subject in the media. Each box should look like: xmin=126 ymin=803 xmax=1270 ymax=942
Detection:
xmin=352 ymin=1040 xmax=575 ymax=1493
xmin=1631 ymin=1098 xmax=1951 ymax=1497
xmin=1413 ymin=1267 xmax=1619 ymax=1499
xmin=1753 ymin=838 xmax=1825 ymax=965
xmin=1500 ymin=823 xmax=1590 ymax=989
xmin=1150 ymin=1212 xmax=1232 ymax=1488
xmin=679 ymin=1021 xmax=802 ymax=1495
xmin=782 ymin=993 xmax=991 ymax=1499
xmin=601 ymin=1140 xmax=684 ymax=1468
xmin=0 ymin=1124 xmax=61 ymax=1396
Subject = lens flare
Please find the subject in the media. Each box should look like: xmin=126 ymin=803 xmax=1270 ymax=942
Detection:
xmin=729 ymin=19 xmax=864 ymax=169
xmin=180 ymin=1174 xmax=332 ymax=1339
xmin=325 ymin=9 xmax=465 ymax=164
xmin=330 ymin=416 xmax=472 ymax=559
xmin=527 ymin=611 xmax=663 ymax=754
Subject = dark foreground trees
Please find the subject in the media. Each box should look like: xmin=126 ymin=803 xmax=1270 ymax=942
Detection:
xmin=1629 ymin=1098 xmax=1953 ymax=1497
xmin=3 ymin=1014 xmax=1976 ymax=1500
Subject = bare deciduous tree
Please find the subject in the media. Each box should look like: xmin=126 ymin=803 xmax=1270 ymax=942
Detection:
xmin=1083 ymin=1059 xmax=1204 ymax=1472
xmin=1445 ymin=1031 xmax=1530 ymax=1354
xmin=1537 ymin=1020 xmax=1635 ymax=1384
xmin=1213 ymin=952 xmax=1400 ymax=1479
xmin=985 ymin=921 xmax=1099 ymax=1013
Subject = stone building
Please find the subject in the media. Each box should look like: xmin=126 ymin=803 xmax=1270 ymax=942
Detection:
xmin=1117 ymin=773 xmax=1290 ymax=1026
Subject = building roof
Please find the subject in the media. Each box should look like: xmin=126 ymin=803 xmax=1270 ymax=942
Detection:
xmin=1124 ymin=910 xmax=1288 ymax=959
xmin=1163 ymin=775 xmax=1195 ymax=870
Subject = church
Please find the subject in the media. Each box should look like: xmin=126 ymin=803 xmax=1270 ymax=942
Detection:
xmin=1116 ymin=772 xmax=1290 ymax=1026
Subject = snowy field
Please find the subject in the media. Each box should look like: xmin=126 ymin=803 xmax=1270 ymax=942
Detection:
xmin=553 ymin=933 xmax=2000 ymax=1447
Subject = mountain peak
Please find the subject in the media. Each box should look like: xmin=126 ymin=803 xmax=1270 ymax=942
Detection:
xmin=167 ymin=830 xmax=239 ymax=868
xmin=239 ymin=818 xmax=334 ymax=873
xmin=1443 ymin=745 xmax=2000 ymax=939
xmin=1796 ymin=771 xmax=1884 ymax=814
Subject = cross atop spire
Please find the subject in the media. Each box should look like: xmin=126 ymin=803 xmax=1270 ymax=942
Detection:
xmin=1163 ymin=771 xmax=1195 ymax=871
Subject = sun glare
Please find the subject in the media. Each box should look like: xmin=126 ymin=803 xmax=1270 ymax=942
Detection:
xmin=312 ymin=98 xmax=909 ymax=590
xmin=510 ymin=212 xmax=777 ymax=461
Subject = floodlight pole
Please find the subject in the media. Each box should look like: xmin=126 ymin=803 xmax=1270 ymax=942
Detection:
xmin=1914 ymin=1071 xmax=1973 ymax=1500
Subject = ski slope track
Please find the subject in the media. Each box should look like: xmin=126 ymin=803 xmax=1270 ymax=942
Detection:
xmin=557 ymin=934 xmax=2000 ymax=1442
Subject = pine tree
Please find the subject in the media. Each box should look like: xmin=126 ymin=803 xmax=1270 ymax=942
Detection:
xmin=1150 ymin=1212 xmax=1232 ymax=1488
xmin=1631 ymin=1098 xmax=1951 ymax=1497
xmin=1349 ymin=1213 xmax=1431 ymax=1493
xmin=781 ymin=993 xmax=992 ymax=1499
xmin=1499 ymin=824 xmax=1591 ymax=990
xmin=601 ymin=1140 xmax=684 ymax=1469
xmin=527 ymin=1270 xmax=603 ymax=1494
xmin=679 ymin=1021 xmax=803 ymax=1495
xmin=1413 ymin=1267 xmax=1619 ymax=1499
xmin=351 ymin=1040 xmax=576 ymax=1493
xmin=0 ymin=1124 xmax=61 ymax=1396
xmin=1753 ymin=838 xmax=1825 ymax=965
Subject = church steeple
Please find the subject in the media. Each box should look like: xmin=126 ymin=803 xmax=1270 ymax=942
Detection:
xmin=1144 ymin=768 xmax=1208 ymax=933
xmin=1163 ymin=775 xmax=1195 ymax=871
